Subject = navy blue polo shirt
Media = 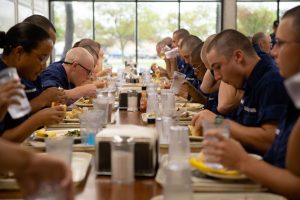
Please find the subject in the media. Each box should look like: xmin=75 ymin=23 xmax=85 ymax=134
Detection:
xmin=40 ymin=61 xmax=75 ymax=90
xmin=264 ymin=100 xmax=300 ymax=168
xmin=0 ymin=58 xmax=29 ymax=135
xmin=22 ymin=76 xmax=43 ymax=100
xmin=176 ymin=56 xmax=199 ymax=89
xmin=232 ymin=59 xmax=289 ymax=154
xmin=253 ymin=44 xmax=277 ymax=68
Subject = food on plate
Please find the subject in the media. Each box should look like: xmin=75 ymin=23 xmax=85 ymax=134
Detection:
xmin=51 ymin=102 xmax=67 ymax=112
xmin=65 ymin=107 xmax=84 ymax=119
xmin=180 ymin=111 xmax=190 ymax=118
xmin=35 ymin=129 xmax=57 ymax=138
xmin=188 ymin=125 xmax=202 ymax=136
xmin=78 ymin=97 xmax=93 ymax=104
xmin=65 ymin=130 xmax=81 ymax=137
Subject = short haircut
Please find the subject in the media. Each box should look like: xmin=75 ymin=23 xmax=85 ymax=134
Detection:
xmin=252 ymin=32 xmax=267 ymax=45
xmin=161 ymin=37 xmax=172 ymax=48
xmin=173 ymin=28 xmax=190 ymax=41
xmin=191 ymin=42 xmax=204 ymax=64
xmin=207 ymin=29 xmax=256 ymax=58
xmin=180 ymin=35 xmax=202 ymax=52
xmin=200 ymin=34 xmax=216 ymax=66
xmin=78 ymin=38 xmax=101 ymax=60
xmin=282 ymin=5 xmax=300 ymax=36
xmin=23 ymin=14 xmax=56 ymax=33
xmin=0 ymin=22 xmax=50 ymax=55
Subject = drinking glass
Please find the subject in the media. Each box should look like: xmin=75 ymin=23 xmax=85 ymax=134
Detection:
xmin=171 ymin=71 xmax=186 ymax=94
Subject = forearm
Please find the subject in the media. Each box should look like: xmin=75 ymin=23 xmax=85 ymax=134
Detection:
xmin=2 ymin=114 xmax=44 ymax=143
xmin=217 ymin=82 xmax=244 ymax=115
xmin=200 ymin=71 xmax=219 ymax=94
xmin=65 ymin=84 xmax=96 ymax=104
xmin=0 ymin=139 xmax=31 ymax=172
xmin=186 ymin=82 xmax=207 ymax=104
xmin=30 ymin=97 xmax=48 ymax=113
xmin=239 ymin=156 xmax=300 ymax=200
xmin=229 ymin=120 xmax=276 ymax=153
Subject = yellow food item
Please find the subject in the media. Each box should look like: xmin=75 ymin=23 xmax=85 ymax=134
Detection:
xmin=189 ymin=157 xmax=240 ymax=176
xmin=65 ymin=107 xmax=83 ymax=119
xmin=188 ymin=125 xmax=202 ymax=136
xmin=35 ymin=129 xmax=56 ymax=138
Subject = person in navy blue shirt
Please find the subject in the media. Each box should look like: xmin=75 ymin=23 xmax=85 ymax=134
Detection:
xmin=0 ymin=23 xmax=65 ymax=142
xmin=21 ymin=15 xmax=66 ymax=113
xmin=40 ymin=47 xmax=107 ymax=104
xmin=199 ymin=6 xmax=300 ymax=198
xmin=192 ymin=29 xmax=289 ymax=155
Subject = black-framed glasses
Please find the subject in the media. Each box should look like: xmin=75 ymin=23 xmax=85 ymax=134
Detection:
xmin=63 ymin=61 xmax=92 ymax=75
xmin=274 ymin=38 xmax=300 ymax=48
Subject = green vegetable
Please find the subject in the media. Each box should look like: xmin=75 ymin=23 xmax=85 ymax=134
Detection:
xmin=65 ymin=130 xmax=81 ymax=137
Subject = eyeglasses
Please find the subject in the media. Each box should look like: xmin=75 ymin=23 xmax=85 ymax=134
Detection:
xmin=274 ymin=38 xmax=300 ymax=48
xmin=63 ymin=61 xmax=92 ymax=75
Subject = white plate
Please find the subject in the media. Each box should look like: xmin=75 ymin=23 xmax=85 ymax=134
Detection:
xmin=151 ymin=193 xmax=287 ymax=200
xmin=0 ymin=152 xmax=92 ymax=190
xmin=33 ymin=128 xmax=81 ymax=141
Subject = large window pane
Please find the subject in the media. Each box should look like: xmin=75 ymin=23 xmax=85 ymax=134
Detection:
xmin=95 ymin=2 xmax=136 ymax=72
xmin=279 ymin=2 xmax=300 ymax=17
xmin=0 ymin=0 xmax=15 ymax=31
xmin=51 ymin=1 xmax=93 ymax=61
xmin=237 ymin=2 xmax=277 ymax=36
xmin=18 ymin=0 xmax=33 ymax=22
xmin=137 ymin=2 xmax=178 ymax=72
xmin=180 ymin=2 xmax=222 ymax=40
xmin=34 ymin=0 xmax=49 ymax=17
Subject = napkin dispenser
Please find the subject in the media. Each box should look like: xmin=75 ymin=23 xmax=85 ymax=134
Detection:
xmin=96 ymin=125 xmax=158 ymax=177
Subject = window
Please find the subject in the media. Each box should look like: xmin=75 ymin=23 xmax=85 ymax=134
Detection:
xmin=50 ymin=0 xmax=222 ymax=72
xmin=279 ymin=1 xmax=300 ymax=17
xmin=237 ymin=1 xmax=277 ymax=36
xmin=18 ymin=0 xmax=33 ymax=22
xmin=0 ymin=0 xmax=15 ymax=32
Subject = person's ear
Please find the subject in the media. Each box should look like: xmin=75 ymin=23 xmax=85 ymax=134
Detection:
xmin=13 ymin=46 xmax=25 ymax=61
xmin=233 ymin=49 xmax=244 ymax=64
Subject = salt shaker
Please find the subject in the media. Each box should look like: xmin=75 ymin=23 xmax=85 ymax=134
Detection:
xmin=111 ymin=136 xmax=135 ymax=184
xmin=127 ymin=90 xmax=138 ymax=112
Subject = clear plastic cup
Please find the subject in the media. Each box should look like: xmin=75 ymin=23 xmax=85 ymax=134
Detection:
xmin=27 ymin=182 xmax=65 ymax=200
xmin=160 ymin=117 xmax=175 ymax=145
xmin=45 ymin=137 xmax=73 ymax=166
xmin=171 ymin=71 xmax=186 ymax=94
xmin=79 ymin=110 xmax=105 ymax=145
xmin=165 ymin=47 xmax=179 ymax=59
xmin=111 ymin=136 xmax=135 ymax=184
xmin=0 ymin=68 xmax=31 ymax=119
xmin=160 ymin=89 xmax=175 ymax=117
xmin=164 ymin=163 xmax=193 ymax=200
xmin=168 ymin=126 xmax=190 ymax=165
xmin=202 ymin=119 xmax=230 ymax=169
xmin=146 ymin=92 xmax=158 ymax=114
xmin=93 ymin=96 xmax=114 ymax=124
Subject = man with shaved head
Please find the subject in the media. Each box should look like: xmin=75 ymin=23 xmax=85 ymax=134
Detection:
xmin=41 ymin=47 xmax=104 ymax=104
xmin=192 ymin=29 xmax=289 ymax=155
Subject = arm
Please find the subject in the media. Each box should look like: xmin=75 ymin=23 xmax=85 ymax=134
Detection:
xmin=30 ymin=87 xmax=67 ymax=113
xmin=65 ymin=84 xmax=97 ymax=104
xmin=192 ymin=109 xmax=276 ymax=153
xmin=217 ymin=81 xmax=244 ymax=115
xmin=184 ymin=81 xmax=207 ymax=104
xmin=200 ymin=70 xmax=220 ymax=94
xmin=0 ymin=139 xmax=73 ymax=199
xmin=286 ymin=117 xmax=300 ymax=176
xmin=203 ymin=133 xmax=300 ymax=200
xmin=1 ymin=106 xmax=65 ymax=143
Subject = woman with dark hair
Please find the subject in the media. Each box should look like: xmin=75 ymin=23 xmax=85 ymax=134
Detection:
xmin=0 ymin=22 xmax=65 ymax=143
xmin=22 ymin=15 xmax=66 ymax=113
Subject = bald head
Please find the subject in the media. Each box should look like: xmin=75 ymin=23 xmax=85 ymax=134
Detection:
xmin=201 ymin=34 xmax=216 ymax=68
xmin=179 ymin=35 xmax=201 ymax=64
xmin=172 ymin=28 xmax=190 ymax=47
xmin=65 ymin=47 xmax=94 ymax=71
xmin=252 ymin=32 xmax=272 ymax=54
xmin=207 ymin=29 xmax=256 ymax=59
xmin=78 ymin=38 xmax=101 ymax=65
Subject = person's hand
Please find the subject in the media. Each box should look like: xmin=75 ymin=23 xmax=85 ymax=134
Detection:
xmin=191 ymin=109 xmax=217 ymax=132
xmin=16 ymin=153 xmax=74 ymax=200
xmin=0 ymin=80 xmax=24 ymax=121
xmin=34 ymin=106 xmax=65 ymax=126
xmin=177 ymin=81 xmax=189 ymax=98
xmin=40 ymin=87 xmax=67 ymax=107
xmin=94 ymin=79 xmax=107 ymax=88
xmin=202 ymin=130 xmax=249 ymax=171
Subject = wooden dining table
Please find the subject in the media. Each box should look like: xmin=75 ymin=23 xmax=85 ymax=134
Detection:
xmin=0 ymin=110 xmax=191 ymax=200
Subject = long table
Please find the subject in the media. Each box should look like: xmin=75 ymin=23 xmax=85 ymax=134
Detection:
xmin=0 ymin=111 xmax=164 ymax=200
